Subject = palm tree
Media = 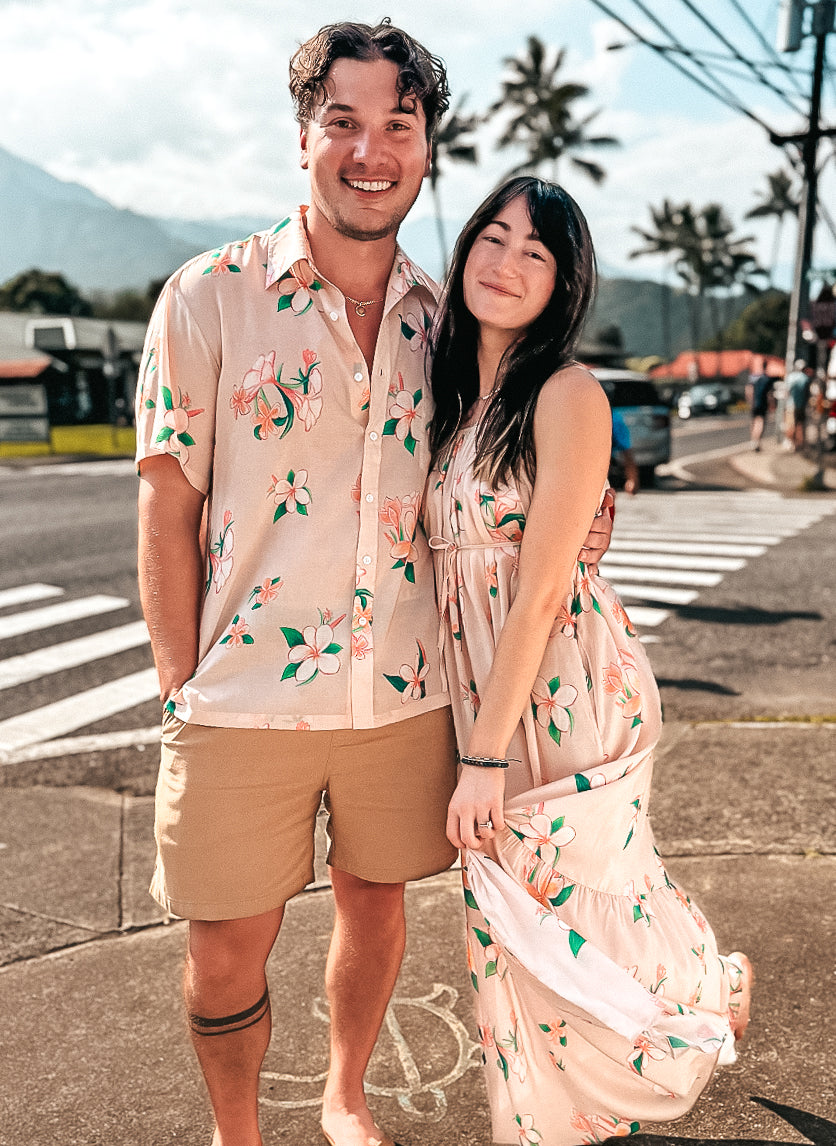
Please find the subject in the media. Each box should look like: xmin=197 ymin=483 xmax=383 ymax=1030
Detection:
xmin=631 ymin=201 xmax=766 ymax=352
xmin=490 ymin=35 xmax=619 ymax=183
xmin=745 ymin=169 xmax=798 ymax=286
xmin=629 ymin=199 xmax=684 ymax=359
xmin=429 ymin=97 xmax=480 ymax=273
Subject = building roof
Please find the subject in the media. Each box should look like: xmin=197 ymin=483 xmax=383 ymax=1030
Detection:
xmin=650 ymin=349 xmax=785 ymax=380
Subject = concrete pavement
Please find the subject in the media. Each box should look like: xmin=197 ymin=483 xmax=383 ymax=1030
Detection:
xmin=1 ymin=443 xmax=835 ymax=1145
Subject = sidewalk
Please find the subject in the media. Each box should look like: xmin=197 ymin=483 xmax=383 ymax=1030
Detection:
xmin=1 ymin=447 xmax=834 ymax=1144
xmin=1 ymin=718 xmax=834 ymax=1145
xmin=727 ymin=434 xmax=836 ymax=492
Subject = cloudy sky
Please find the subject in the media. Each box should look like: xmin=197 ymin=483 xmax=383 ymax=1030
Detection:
xmin=2 ymin=0 xmax=835 ymax=284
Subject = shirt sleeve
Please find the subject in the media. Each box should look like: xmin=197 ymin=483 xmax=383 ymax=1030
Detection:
xmin=134 ymin=268 xmax=220 ymax=494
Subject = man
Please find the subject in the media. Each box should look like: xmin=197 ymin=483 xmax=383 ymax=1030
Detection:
xmin=746 ymin=358 xmax=773 ymax=452
xmin=136 ymin=21 xmax=612 ymax=1146
xmin=786 ymin=358 xmax=813 ymax=452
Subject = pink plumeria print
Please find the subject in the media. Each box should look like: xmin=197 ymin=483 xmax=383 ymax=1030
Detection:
xmin=398 ymin=305 xmax=431 ymax=352
xmin=602 ymin=649 xmax=643 ymax=726
xmin=382 ymin=372 xmax=422 ymax=456
xmin=531 ymin=675 xmax=578 ymax=746
xmin=570 ymin=562 xmax=603 ymax=620
xmin=280 ymin=610 xmax=346 ymax=685
xmin=248 ymin=576 xmax=283 ymax=609
xmin=472 ymin=924 xmax=508 ymax=980
xmin=478 ymin=489 xmax=525 ymax=543
xmin=154 ymin=384 xmax=204 ymax=462
xmin=268 ymin=468 xmax=312 ymax=523
xmin=276 ymin=262 xmax=322 ymax=315
xmin=570 ymin=1110 xmax=641 ymax=1143
xmin=231 ymin=351 xmax=275 ymax=421
xmin=627 ymin=1033 xmax=668 ymax=1077
xmin=523 ymin=857 xmax=575 ymax=911
xmin=287 ymin=348 xmax=323 ymax=431
xmin=206 ymin=511 xmax=234 ymax=595
xmin=351 ymin=588 xmax=373 ymax=660
xmin=384 ymin=639 xmax=430 ymax=702
xmin=517 ymin=802 xmax=576 ymax=868
xmin=379 ymin=492 xmax=421 ymax=582
xmin=460 ymin=678 xmax=480 ymax=719
xmin=539 ymin=1019 xmax=568 ymax=1068
xmin=514 ymin=1114 xmax=542 ymax=1145
xmin=202 ymin=248 xmax=242 ymax=275
xmin=623 ymin=875 xmax=654 ymax=926
xmin=219 ymin=614 xmax=254 ymax=647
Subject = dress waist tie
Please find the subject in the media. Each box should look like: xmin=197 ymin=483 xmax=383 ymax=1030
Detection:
xmin=427 ymin=534 xmax=521 ymax=694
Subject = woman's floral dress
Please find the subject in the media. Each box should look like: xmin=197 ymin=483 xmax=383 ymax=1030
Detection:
xmin=426 ymin=426 xmax=744 ymax=1146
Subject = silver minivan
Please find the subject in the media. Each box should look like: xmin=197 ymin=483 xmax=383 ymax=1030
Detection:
xmin=593 ymin=368 xmax=672 ymax=486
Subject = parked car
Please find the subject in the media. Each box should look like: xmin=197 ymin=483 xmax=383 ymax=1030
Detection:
xmin=677 ymin=382 xmax=733 ymax=419
xmin=592 ymin=368 xmax=672 ymax=487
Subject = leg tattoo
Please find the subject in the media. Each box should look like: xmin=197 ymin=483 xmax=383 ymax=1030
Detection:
xmin=188 ymin=986 xmax=270 ymax=1038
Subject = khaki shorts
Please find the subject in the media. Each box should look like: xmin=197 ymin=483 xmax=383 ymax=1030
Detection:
xmin=151 ymin=706 xmax=458 ymax=920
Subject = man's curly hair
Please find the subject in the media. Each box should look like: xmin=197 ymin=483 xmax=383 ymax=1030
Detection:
xmin=289 ymin=19 xmax=450 ymax=140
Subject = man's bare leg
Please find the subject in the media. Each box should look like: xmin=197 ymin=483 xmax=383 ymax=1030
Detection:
xmin=186 ymin=908 xmax=283 ymax=1146
xmin=321 ymin=869 xmax=406 ymax=1145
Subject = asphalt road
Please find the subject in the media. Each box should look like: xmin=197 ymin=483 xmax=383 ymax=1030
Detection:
xmin=1 ymin=426 xmax=835 ymax=787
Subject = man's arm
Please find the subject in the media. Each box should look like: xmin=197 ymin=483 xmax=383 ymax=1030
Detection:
xmin=138 ymin=454 xmax=207 ymax=705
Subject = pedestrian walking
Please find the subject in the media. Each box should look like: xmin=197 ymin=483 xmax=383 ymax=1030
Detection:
xmin=746 ymin=359 xmax=773 ymax=451
xmin=426 ymin=176 xmax=752 ymax=1145
xmin=135 ymin=23 xmax=612 ymax=1146
xmin=786 ymin=359 xmax=813 ymax=452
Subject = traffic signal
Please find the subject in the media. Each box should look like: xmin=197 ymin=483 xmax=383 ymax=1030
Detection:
xmin=777 ymin=0 xmax=804 ymax=52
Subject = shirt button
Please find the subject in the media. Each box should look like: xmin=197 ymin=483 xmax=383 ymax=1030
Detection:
xmin=369 ymin=431 xmax=379 ymax=441
xmin=362 ymin=555 xmax=372 ymax=566
xmin=330 ymin=311 xmax=339 ymax=321
xmin=354 ymin=372 xmax=363 ymax=381
xmin=365 ymin=493 xmax=374 ymax=503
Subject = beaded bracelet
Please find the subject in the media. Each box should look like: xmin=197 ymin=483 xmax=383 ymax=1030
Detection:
xmin=460 ymin=754 xmax=510 ymax=769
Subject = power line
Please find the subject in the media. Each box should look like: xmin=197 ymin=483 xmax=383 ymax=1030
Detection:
xmin=589 ymin=0 xmax=780 ymax=134
xmin=725 ymin=0 xmax=807 ymax=99
xmin=673 ymin=0 xmax=806 ymax=114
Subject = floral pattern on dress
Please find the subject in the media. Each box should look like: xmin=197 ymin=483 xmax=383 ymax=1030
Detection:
xmin=569 ymin=1110 xmax=640 ymax=1144
xmin=280 ymin=610 xmax=345 ymax=684
xmin=220 ymin=615 xmax=253 ymax=646
xmin=478 ymin=488 xmax=526 ymax=543
xmin=603 ymin=650 xmax=643 ymax=727
xmin=248 ymin=576 xmax=283 ymax=609
xmin=351 ymin=588 xmax=373 ymax=660
xmin=531 ymin=675 xmax=578 ymax=746
xmin=514 ymin=1114 xmax=542 ymax=1144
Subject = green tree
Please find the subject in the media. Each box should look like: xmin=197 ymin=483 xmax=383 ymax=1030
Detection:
xmin=704 ymin=290 xmax=790 ymax=357
xmin=491 ymin=35 xmax=619 ymax=183
xmin=0 ymin=268 xmax=92 ymax=316
xmin=631 ymin=202 xmax=766 ymax=350
xmin=429 ymin=97 xmax=480 ymax=272
xmin=745 ymin=169 xmax=798 ymax=286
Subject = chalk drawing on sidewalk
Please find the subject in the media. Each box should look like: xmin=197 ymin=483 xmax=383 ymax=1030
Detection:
xmin=259 ymin=982 xmax=482 ymax=1122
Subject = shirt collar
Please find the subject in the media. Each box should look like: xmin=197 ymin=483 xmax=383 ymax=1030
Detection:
xmin=264 ymin=205 xmax=438 ymax=303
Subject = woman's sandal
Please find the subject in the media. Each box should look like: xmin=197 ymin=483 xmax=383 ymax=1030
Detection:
xmin=322 ymin=1132 xmax=402 ymax=1146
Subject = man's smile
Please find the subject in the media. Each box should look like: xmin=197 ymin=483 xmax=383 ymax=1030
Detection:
xmin=345 ymin=179 xmax=395 ymax=192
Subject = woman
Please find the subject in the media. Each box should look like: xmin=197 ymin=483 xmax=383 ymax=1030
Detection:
xmin=425 ymin=177 xmax=751 ymax=1146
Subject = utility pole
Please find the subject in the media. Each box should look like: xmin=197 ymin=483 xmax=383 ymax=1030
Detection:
xmin=773 ymin=0 xmax=836 ymax=372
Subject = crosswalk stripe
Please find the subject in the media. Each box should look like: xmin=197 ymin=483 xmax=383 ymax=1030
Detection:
xmin=0 ymin=620 xmax=149 ymax=691
xmin=0 ymin=584 xmax=64 ymax=610
xmin=0 ymin=668 xmax=160 ymax=751
xmin=624 ymin=605 xmax=669 ymax=628
xmin=599 ymin=565 xmax=722 ymax=587
xmin=608 ymin=539 xmax=767 ymax=558
xmin=612 ymin=530 xmax=787 ymax=545
xmin=609 ymin=583 xmax=699 ymax=605
xmin=0 ymin=596 xmax=130 ymax=641
xmin=602 ymin=551 xmax=746 ymax=573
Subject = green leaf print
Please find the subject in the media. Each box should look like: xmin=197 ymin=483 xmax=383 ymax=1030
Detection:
xmin=383 ymin=673 xmax=409 ymax=694
xmin=383 ymin=418 xmax=399 ymax=435
xmin=464 ymin=888 xmax=479 ymax=911
xmin=574 ymin=773 xmax=591 ymax=792
xmin=496 ymin=1049 xmax=509 ymax=1080
xmin=155 ymin=426 xmax=175 ymax=443
xmin=667 ymin=1036 xmax=691 ymax=1050
xmin=280 ymin=663 xmax=297 ymax=681
xmin=549 ymin=883 xmax=575 ymax=907
xmin=400 ymin=317 xmax=416 ymax=340
xmin=485 ymin=960 xmax=497 ymax=978
xmin=280 ymin=626 xmax=305 ymax=648
xmin=161 ymin=385 xmax=174 ymax=411
xmin=472 ymin=927 xmax=493 ymax=949
xmin=548 ymin=723 xmax=562 ymax=746
xmin=568 ymin=929 xmax=586 ymax=958
xmin=272 ymin=217 xmax=290 ymax=233
xmin=592 ymin=597 xmax=603 ymax=616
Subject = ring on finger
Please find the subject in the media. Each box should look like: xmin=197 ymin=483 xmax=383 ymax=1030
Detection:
xmin=476 ymin=818 xmax=493 ymax=829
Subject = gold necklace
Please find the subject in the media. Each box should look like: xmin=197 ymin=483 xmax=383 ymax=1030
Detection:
xmin=344 ymin=294 xmax=382 ymax=318
xmin=478 ymin=388 xmax=497 ymax=401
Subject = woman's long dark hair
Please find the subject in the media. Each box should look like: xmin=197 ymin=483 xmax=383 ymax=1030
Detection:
xmin=428 ymin=176 xmax=596 ymax=486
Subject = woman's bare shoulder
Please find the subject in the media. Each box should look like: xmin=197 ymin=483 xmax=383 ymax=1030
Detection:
xmin=535 ymin=364 xmax=609 ymax=423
